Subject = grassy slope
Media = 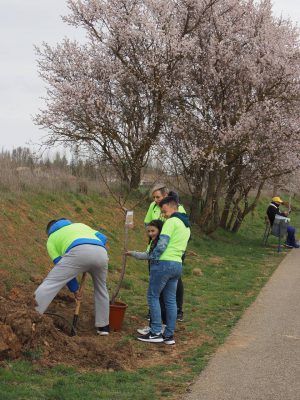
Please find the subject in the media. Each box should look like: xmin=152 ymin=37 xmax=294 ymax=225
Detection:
xmin=0 ymin=191 xmax=298 ymax=399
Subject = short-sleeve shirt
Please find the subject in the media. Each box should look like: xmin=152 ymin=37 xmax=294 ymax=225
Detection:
xmin=144 ymin=201 xmax=186 ymax=224
xmin=159 ymin=217 xmax=190 ymax=262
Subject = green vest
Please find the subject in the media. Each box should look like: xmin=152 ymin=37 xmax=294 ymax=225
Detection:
xmin=159 ymin=217 xmax=190 ymax=262
xmin=47 ymin=223 xmax=105 ymax=262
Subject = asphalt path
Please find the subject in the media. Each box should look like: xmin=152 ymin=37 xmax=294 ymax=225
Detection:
xmin=183 ymin=249 xmax=300 ymax=400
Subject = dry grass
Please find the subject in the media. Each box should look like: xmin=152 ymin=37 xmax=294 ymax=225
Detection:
xmin=0 ymin=158 xmax=108 ymax=195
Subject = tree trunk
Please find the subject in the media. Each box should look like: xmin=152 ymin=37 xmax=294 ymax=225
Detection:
xmin=210 ymin=169 xmax=225 ymax=231
xmin=226 ymin=196 xmax=241 ymax=231
xmin=119 ymin=163 xmax=131 ymax=187
xmin=220 ymin=187 xmax=236 ymax=229
xmin=189 ymin=193 xmax=203 ymax=223
xmin=197 ymin=171 xmax=219 ymax=233
xmin=220 ymin=163 xmax=242 ymax=229
xmin=230 ymin=181 xmax=265 ymax=233
xmin=197 ymin=173 xmax=215 ymax=228
xmin=129 ymin=167 xmax=142 ymax=190
xmin=231 ymin=209 xmax=244 ymax=233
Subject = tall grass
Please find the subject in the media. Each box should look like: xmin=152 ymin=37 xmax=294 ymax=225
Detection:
xmin=0 ymin=150 xmax=110 ymax=195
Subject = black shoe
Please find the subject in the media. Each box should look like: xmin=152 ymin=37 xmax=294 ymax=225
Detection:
xmin=137 ymin=331 xmax=163 ymax=343
xmin=284 ymin=243 xmax=293 ymax=249
xmin=163 ymin=335 xmax=175 ymax=345
xmin=96 ymin=325 xmax=110 ymax=335
xmin=177 ymin=311 xmax=184 ymax=322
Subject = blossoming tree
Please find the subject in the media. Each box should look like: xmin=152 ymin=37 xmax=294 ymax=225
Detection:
xmin=167 ymin=0 xmax=300 ymax=232
xmin=35 ymin=0 xmax=217 ymax=189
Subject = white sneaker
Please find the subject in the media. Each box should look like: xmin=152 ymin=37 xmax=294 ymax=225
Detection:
xmin=137 ymin=326 xmax=150 ymax=335
xmin=137 ymin=325 xmax=166 ymax=335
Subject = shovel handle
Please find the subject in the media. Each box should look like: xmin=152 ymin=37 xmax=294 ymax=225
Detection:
xmin=74 ymin=272 xmax=88 ymax=314
xmin=70 ymin=272 xmax=87 ymax=336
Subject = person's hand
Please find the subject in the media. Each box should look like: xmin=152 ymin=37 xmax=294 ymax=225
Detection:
xmin=282 ymin=211 xmax=289 ymax=217
xmin=125 ymin=251 xmax=132 ymax=256
xmin=74 ymin=290 xmax=83 ymax=301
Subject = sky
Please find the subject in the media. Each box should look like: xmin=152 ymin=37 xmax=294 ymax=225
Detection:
xmin=0 ymin=0 xmax=299 ymax=153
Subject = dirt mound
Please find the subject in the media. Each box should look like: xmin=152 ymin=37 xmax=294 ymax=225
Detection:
xmin=0 ymin=284 xmax=211 ymax=372
xmin=0 ymin=322 xmax=22 ymax=359
xmin=0 ymin=287 xmax=138 ymax=371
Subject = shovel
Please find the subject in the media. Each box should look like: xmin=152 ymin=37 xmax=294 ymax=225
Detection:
xmin=70 ymin=272 xmax=87 ymax=336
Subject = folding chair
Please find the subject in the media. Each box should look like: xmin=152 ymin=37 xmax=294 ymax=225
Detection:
xmin=263 ymin=214 xmax=289 ymax=252
xmin=262 ymin=215 xmax=271 ymax=246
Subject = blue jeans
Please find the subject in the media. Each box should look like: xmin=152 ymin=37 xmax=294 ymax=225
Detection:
xmin=286 ymin=225 xmax=297 ymax=247
xmin=147 ymin=260 xmax=182 ymax=337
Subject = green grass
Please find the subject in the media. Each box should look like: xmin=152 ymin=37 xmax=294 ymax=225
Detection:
xmin=0 ymin=192 xmax=299 ymax=399
xmin=0 ymin=362 xmax=158 ymax=400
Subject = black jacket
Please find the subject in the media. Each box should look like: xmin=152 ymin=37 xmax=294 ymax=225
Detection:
xmin=266 ymin=202 xmax=285 ymax=226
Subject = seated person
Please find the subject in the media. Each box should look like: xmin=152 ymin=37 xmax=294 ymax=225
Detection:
xmin=266 ymin=196 xmax=299 ymax=248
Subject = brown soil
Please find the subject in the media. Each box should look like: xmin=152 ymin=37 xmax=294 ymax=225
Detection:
xmin=0 ymin=284 xmax=210 ymax=372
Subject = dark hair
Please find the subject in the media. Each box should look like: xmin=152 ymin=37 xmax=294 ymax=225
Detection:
xmin=148 ymin=219 xmax=164 ymax=233
xmin=46 ymin=218 xmax=68 ymax=235
xmin=147 ymin=219 xmax=164 ymax=251
xmin=159 ymin=196 xmax=179 ymax=209
xmin=46 ymin=219 xmax=57 ymax=234
xmin=168 ymin=190 xmax=180 ymax=204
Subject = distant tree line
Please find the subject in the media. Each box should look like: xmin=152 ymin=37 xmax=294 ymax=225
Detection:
xmin=0 ymin=147 xmax=102 ymax=179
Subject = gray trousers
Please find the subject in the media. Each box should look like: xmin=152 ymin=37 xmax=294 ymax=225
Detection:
xmin=35 ymin=244 xmax=109 ymax=327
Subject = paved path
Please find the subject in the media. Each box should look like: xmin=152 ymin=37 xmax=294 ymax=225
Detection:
xmin=184 ymin=249 xmax=300 ymax=400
